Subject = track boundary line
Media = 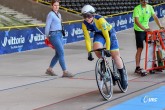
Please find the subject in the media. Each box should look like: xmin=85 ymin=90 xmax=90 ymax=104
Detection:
xmin=0 ymin=59 xmax=139 ymax=92
xmin=87 ymin=80 xmax=165 ymax=110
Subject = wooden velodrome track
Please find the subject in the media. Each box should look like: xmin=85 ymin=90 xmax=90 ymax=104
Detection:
xmin=0 ymin=18 xmax=165 ymax=110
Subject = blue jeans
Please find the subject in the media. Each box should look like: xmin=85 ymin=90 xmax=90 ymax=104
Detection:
xmin=49 ymin=31 xmax=66 ymax=71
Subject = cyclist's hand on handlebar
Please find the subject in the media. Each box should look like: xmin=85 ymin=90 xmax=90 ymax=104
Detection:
xmin=105 ymin=50 xmax=111 ymax=57
xmin=88 ymin=52 xmax=94 ymax=61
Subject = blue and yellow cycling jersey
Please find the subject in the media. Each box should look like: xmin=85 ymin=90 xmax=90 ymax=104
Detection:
xmin=82 ymin=15 xmax=113 ymax=52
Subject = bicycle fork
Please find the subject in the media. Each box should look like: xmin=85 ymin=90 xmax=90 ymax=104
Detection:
xmin=100 ymin=58 xmax=111 ymax=81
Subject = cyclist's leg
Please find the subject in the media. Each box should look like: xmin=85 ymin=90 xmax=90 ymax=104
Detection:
xmin=111 ymin=50 xmax=128 ymax=89
xmin=109 ymin=27 xmax=123 ymax=69
xmin=109 ymin=28 xmax=123 ymax=68
xmin=110 ymin=29 xmax=128 ymax=89
xmin=93 ymin=33 xmax=105 ymax=58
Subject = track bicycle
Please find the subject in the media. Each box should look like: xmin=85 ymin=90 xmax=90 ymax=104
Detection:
xmin=90 ymin=48 xmax=128 ymax=100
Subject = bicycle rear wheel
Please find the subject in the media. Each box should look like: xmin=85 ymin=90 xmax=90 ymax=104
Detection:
xmin=113 ymin=57 xmax=128 ymax=92
xmin=95 ymin=58 xmax=113 ymax=100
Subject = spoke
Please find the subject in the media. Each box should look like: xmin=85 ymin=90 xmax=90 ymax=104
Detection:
xmin=99 ymin=80 xmax=104 ymax=89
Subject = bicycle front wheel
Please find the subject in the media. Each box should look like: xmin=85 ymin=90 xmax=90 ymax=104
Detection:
xmin=95 ymin=58 xmax=113 ymax=100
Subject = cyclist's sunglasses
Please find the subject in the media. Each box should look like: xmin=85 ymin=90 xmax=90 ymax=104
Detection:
xmin=82 ymin=13 xmax=94 ymax=19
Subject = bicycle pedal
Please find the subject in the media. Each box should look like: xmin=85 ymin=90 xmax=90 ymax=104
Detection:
xmin=114 ymin=75 xmax=120 ymax=81
xmin=113 ymin=80 xmax=116 ymax=86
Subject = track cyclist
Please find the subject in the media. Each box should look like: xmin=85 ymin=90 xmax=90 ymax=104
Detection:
xmin=81 ymin=5 xmax=128 ymax=89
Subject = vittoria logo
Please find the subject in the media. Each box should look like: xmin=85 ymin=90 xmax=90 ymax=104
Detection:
xmin=162 ymin=10 xmax=165 ymax=16
xmin=29 ymin=34 xmax=46 ymax=43
xmin=117 ymin=19 xmax=127 ymax=26
xmin=71 ymin=28 xmax=83 ymax=36
xmin=1 ymin=35 xmax=25 ymax=47
xmin=129 ymin=17 xmax=134 ymax=24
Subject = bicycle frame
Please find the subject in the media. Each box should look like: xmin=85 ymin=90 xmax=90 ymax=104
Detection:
xmin=91 ymin=48 xmax=121 ymax=83
xmin=91 ymin=48 xmax=113 ymax=100
xmin=91 ymin=48 xmax=128 ymax=100
xmin=91 ymin=48 xmax=109 ymax=77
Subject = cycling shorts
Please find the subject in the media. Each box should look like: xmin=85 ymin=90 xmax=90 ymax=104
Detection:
xmin=134 ymin=30 xmax=147 ymax=49
xmin=93 ymin=27 xmax=119 ymax=51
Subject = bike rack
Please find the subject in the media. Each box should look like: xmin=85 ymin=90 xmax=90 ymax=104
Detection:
xmin=145 ymin=29 xmax=165 ymax=72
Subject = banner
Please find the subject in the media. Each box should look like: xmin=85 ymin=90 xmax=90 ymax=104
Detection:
xmin=154 ymin=4 xmax=165 ymax=18
xmin=62 ymin=22 xmax=84 ymax=44
xmin=0 ymin=4 xmax=164 ymax=55
xmin=106 ymin=13 xmax=134 ymax=32
xmin=0 ymin=27 xmax=46 ymax=54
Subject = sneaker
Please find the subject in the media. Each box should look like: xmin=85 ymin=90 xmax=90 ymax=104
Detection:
xmin=45 ymin=69 xmax=57 ymax=76
xmin=62 ymin=71 xmax=74 ymax=77
xmin=118 ymin=68 xmax=128 ymax=89
xmin=134 ymin=67 xmax=147 ymax=76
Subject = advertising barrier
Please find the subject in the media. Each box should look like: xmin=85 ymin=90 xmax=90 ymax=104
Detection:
xmin=0 ymin=4 xmax=164 ymax=55
xmin=0 ymin=27 xmax=46 ymax=54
